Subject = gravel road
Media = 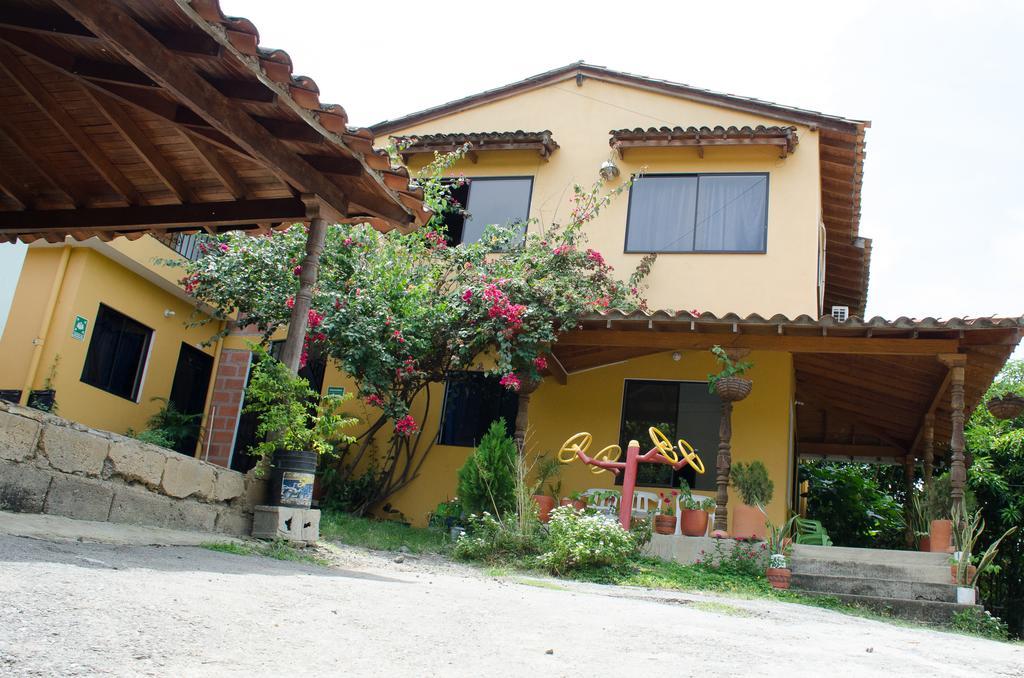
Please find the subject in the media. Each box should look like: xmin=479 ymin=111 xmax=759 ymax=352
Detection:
xmin=1 ymin=533 xmax=1021 ymax=677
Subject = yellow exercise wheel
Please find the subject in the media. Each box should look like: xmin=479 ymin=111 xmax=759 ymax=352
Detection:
xmin=588 ymin=444 xmax=622 ymax=474
xmin=557 ymin=432 xmax=592 ymax=464
xmin=648 ymin=427 xmax=680 ymax=463
xmin=676 ymin=438 xmax=705 ymax=474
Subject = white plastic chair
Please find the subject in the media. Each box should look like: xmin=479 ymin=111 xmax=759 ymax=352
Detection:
xmin=632 ymin=490 xmax=658 ymax=516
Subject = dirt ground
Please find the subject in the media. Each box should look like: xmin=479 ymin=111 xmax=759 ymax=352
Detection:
xmin=0 ymin=531 xmax=1021 ymax=677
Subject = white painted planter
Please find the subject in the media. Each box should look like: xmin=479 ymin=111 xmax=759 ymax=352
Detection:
xmin=956 ymin=586 xmax=976 ymax=605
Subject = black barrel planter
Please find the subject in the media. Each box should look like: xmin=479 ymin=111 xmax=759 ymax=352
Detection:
xmin=268 ymin=449 xmax=318 ymax=508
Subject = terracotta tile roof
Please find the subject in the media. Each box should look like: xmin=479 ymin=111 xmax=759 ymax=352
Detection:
xmin=395 ymin=130 xmax=559 ymax=161
xmin=609 ymin=125 xmax=799 ymax=156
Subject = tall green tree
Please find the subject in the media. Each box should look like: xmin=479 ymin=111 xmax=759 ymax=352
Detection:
xmin=456 ymin=420 xmax=518 ymax=518
xmin=966 ymin=359 xmax=1024 ymax=637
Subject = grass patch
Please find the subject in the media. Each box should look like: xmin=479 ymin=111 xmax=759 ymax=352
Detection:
xmin=318 ymin=511 xmax=447 ymax=555
xmin=201 ymin=539 xmax=329 ymax=567
xmin=692 ymin=601 xmax=756 ymax=617
xmin=514 ymin=578 xmax=569 ymax=591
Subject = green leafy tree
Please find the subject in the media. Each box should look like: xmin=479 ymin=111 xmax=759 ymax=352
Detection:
xmin=801 ymin=461 xmax=906 ymax=549
xmin=965 ymin=359 xmax=1024 ymax=637
xmin=456 ymin=420 xmax=518 ymax=518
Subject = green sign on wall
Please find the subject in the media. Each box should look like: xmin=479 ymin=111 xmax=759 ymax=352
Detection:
xmin=71 ymin=315 xmax=88 ymax=341
xmin=326 ymin=386 xmax=345 ymax=397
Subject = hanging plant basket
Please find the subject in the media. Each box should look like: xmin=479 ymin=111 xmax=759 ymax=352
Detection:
xmin=714 ymin=377 xmax=753 ymax=402
xmin=986 ymin=394 xmax=1024 ymax=420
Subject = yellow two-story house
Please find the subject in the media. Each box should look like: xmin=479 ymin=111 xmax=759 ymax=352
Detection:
xmin=2 ymin=63 xmax=1018 ymax=530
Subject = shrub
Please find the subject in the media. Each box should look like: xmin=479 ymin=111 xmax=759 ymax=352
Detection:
xmin=730 ymin=461 xmax=774 ymax=507
xmin=456 ymin=421 xmax=517 ymax=518
xmin=951 ymin=608 xmax=1010 ymax=641
xmin=451 ymin=512 xmax=544 ymax=563
xmin=696 ymin=538 xmax=768 ymax=577
xmin=537 ymin=506 xmax=636 ymax=575
xmin=319 ymin=467 xmax=380 ymax=515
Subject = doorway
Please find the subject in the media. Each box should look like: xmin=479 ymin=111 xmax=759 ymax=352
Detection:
xmin=168 ymin=342 xmax=213 ymax=456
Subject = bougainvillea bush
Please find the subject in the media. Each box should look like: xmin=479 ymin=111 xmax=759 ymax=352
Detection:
xmin=177 ymin=149 xmax=653 ymax=511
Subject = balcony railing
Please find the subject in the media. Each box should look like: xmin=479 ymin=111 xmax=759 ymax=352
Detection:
xmin=154 ymin=232 xmax=209 ymax=261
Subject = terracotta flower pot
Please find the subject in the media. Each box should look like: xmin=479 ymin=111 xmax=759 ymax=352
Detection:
xmin=559 ymin=497 xmax=588 ymax=511
xmin=918 ymin=536 xmax=931 ymax=552
xmin=681 ymin=509 xmax=709 ymax=537
xmin=929 ymin=519 xmax=953 ymax=553
xmin=951 ymin=564 xmax=977 ymax=584
xmin=766 ymin=567 xmax=791 ymax=590
xmin=732 ymin=503 xmax=766 ymax=540
xmin=653 ymin=514 xmax=676 ymax=535
xmin=533 ymin=495 xmax=556 ymax=523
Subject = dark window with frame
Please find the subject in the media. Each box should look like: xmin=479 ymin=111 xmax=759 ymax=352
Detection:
xmin=625 ymin=173 xmax=769 ymax=253
xmin=438 ymin=371 xmax=520 ymax=447
xmin=80 ymin=304 xmax=153 ymax=401
xmin=438 ymin=177 xmax=533 ymax=246
xmin=616 ymin=379 xmax=721 ymax=490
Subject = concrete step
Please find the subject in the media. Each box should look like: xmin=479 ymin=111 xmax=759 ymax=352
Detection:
xmin=796 ymin=590 xmax=980 ymax=625
xmin=791 ymin=573 xmax=958 ymax=603
xmin=791 ymin=557 xmax=953 ymax=585
xmin=792 ymin=544 xmax=950 ymax=567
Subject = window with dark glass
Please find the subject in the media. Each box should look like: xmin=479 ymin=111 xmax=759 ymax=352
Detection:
xmin=625 ymin=173 xmax=768 ymax=253
xmin=80 ymin=304 xmax=153 ymax=401
xmin=437 ymin=177 xmax=533 ymax=245
xmin=617 ymin=380 xmax=721 ymax=490
xmin=438 ymin=371 xmax=520 ymax=447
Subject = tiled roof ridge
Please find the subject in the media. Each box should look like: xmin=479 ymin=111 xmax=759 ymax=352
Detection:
xmin=591 ymin=309 xmax=1024 ymax=329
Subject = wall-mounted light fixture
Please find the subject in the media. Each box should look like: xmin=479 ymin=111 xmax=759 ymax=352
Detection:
xmin=599 ymin=159 xmax=620 ymax=181
xmin=671 ymin=352 xmax=682 ymax=362
xmin=163 ymin=309 xmax=176 ymax=318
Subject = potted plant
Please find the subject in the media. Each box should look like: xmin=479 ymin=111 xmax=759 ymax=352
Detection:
xmin=707 ymin=345 xmax=753 ymax=401
xmin=244 ymin=347 xmax=357 ymax=509
xmin=985 ymin=393 xmax=1024 ymax=420
xmin=654 ymin=490 xmax=679 ymax=534
xmin=951 ymin=503 xmax=1018 ymax=605
xmin=530 ymin=457 xmax=561 ymax=523
xmin=428 ymin=497 xmax=464 ymax=539
xmin=730 ymin=461 xmax=773 ymax=539
xmin=765 ymin=515 xmax=797 ymax=589
xmin=679 ymin=482 xmax=712 ymax=537
xmin=923 ymin=473 xmax=975 ymax=553
xmin=908 ymin=490 xmax=930 ymax=551
xmin=559 ymin=491 xmax=588 ymax=511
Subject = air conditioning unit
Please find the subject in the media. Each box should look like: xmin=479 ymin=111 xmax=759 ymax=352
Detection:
xmin=831 ymin=305 xmax=850 ymax=323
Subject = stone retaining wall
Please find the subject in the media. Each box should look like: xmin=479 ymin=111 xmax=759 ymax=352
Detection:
xmin=0 ymin=401 xmax=261 ymax=535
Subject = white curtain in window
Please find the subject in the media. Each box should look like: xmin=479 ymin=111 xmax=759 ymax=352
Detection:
xmin=462 ymin=178 xmax=533 ymax=244
xmin=626 ymin=175 xmax=698 ymax=252
xmin=694 ymin=175 xmax=768 ymax=251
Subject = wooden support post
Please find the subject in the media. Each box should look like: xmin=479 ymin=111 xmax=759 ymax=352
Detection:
xmin=939 ymin=354 xmax=968 ymax=513
xmin=714 ymin=399 xmax=734 ymax=533
xmin=279 ymin=216 xmax=327 ymax=374
xmin=923 ymin=412 xmax=935 ymax=488
xmin=513 ymin=378 xmax=540 ymax=452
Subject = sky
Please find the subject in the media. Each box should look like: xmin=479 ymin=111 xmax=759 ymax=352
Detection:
xmin=2 ymin=1 xmax=1022 ymax=353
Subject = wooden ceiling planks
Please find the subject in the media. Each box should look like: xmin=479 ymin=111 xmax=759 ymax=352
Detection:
xmin=0 ymin=0 xmax=425 ymax=242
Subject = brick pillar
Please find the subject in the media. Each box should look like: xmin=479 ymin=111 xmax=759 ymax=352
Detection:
xmin=203 ymin=349 xmax=252 ymax=468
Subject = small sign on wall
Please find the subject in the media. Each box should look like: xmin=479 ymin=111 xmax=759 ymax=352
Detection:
xmin=326 ymin=386 xmax=345 ymax=397
xmin=71 ymin=315 xmax=88 ymax=341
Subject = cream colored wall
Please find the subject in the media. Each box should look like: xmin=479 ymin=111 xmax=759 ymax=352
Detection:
xmin=323 ymin=349 xmax=795 ymax=529
xmin=0 ymin=247 xmax=217 ymax=436
xmin=389 ymin=77 xmax=822 ymax=317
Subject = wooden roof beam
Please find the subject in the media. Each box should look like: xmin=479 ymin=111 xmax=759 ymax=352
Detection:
xmin=557 ymin=329 xmax=958 ymax=355
xmin=181 ymin=134 xmax=247 ymax=200
xmin=797 ymin=442 xmax=906 ymax=459
xmin=0 ymin=44 xmax=140 ymax=205
xmin=0 ymin=6 xmax=221 ymax=57
xmin=0 ymin=197 xmax=311 ymax=233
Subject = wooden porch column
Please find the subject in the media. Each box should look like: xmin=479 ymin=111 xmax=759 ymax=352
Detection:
xmin=279 ymin=216 xmax=327 ymax=374
xmin=938 ymin=354 xmax=968 ymax=513
xmin=922 ymin=413 xmax=935 ymax=488
xmin=713 ymin=398 xmax=734 ymax=533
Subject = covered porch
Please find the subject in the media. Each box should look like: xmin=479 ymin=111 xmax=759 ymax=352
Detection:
xmin=544 ymin=311 xmax=1023 ymax=534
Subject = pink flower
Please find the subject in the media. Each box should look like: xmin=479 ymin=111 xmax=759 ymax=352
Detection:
xmin=285 ymin=297 xmax=295 ymax=309
xmin=343 ymin=237 xmax=354 ymax=247
xmin=293 ymin=265 xmax=302 ymax=276
xmin=218 ymin=243 xmax=229 ymax=253
xmin=392 ymin=329 xmax=405 ymax=344
xmin=552 ymin=244 xmax=573 ymax=256
xmin=499 ymin=373 xmax=521 ymax=391
xmin=462 ymin=289 xmax=473 ymax=302
xmin=365 ymin=394 xmax=384 ymax=407
xmin=395 ymin=415 xmax=418 ymax=436
xmin=533 ymin=356 xmax=548 ymax=371
xmin=585 ymin=249 xmax=605 ymax=266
